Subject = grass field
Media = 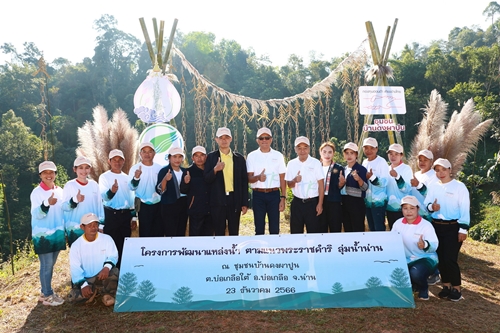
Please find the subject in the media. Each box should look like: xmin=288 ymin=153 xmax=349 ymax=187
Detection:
xmin=1 ymin=210 xmax=500 ymax=333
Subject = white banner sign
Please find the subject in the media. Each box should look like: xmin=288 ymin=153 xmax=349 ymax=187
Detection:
xmin=359 ymin=86 xmax=406 ymax=115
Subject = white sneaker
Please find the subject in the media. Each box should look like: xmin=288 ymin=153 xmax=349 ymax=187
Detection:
xmin=42 ymin=294 xmax=65 ymax=306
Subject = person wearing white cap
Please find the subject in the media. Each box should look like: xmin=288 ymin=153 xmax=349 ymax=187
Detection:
xmin=362 ymin=137 xmax=390 ymax=231
xmin=391 ymin=196 xmax=439 ymax=301
xmin=339 ymin=142 xmax=368 ymax=232
xmin=156 ymin=147 xmax=189 ymax=236
xmin=62 ymin=156 xmax=104 ymax=246
xmin=285 ymin=136 xmax=324 ymax=233
xmin=128 ymin=142 xmax=163 ymax=237
xmin=385 ymin=143 xmax=414 ymax=229
xmin=318 ymin=141 xmax=345 ymax=233
xmin=409 ymin=149 xmax=440 ymax=285
xmin=180 ymin=146 xmax=213 ymax=236
xmin=68 ymin=213 xmax=119 ymax=306
xmin=204 ymin=127 xmax=249 ymax=236
xmin=31 ymin=161 xmax=65 ymax=306
xmin=98 ymin=149 xmax=136 ymax=268
xmin=246 ymin=127 xmax=287 ymax=235
xmin=424 ymin=158 xmax=470 ymax=301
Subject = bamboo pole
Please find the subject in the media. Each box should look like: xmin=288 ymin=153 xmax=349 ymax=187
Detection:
xmin=157 ymin=20 xmax=165 ymax=68
xmin=139 ymin=18 xmax=155 ymax=65
xmin=162 ymin=18 xmax=179 ymax=74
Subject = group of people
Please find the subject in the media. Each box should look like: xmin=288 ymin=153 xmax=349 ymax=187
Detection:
xmin=30 ymin=126 xmax=470 ymax=306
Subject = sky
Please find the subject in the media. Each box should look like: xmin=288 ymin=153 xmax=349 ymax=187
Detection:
xmin=0 ymin=1 xmax=492 ymax=67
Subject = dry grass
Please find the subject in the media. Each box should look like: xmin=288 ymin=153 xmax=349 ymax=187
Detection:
xmin=1 ymin=211 xmax=500 ymax=333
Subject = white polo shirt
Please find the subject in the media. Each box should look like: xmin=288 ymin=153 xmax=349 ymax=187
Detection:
xmin=246 ymin=148 xmax=286 ymax=189
xmin=285 ymin=155 xmax=323 ymax=199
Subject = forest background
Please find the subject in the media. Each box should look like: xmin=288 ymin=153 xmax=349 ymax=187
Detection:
xmin=1 ymin=4 xmax=500 ymax=262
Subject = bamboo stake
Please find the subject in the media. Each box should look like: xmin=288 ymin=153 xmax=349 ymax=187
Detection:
xmin=162 ymin=18 xmax=179 ymax=74
xmin=139 ymin=18 xmax=156 ymax=65
xmin=157 ymin=20 xmax=165 ymax=68
xmin=382 ymin=19 xmax=399 ymax=65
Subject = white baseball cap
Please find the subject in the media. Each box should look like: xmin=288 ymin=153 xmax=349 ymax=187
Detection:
xmin=168 ymin=146 xmax=185 ymax=158
xmin=139 ymin=142 xmax=155 ymax=152
xmin=363 ymin=137 xmax=378 ymax=148
xmin=191 ymin=146 xmax=207 ymax=155
xmin=109 ymin=149 xmax=125 ymax=160
xmin=433 ymin=158 xmax=452 ymax=169
xmin=343 ymin=142 xmax=359 ymax=152
xmin=80 ymin=213 xmax=99 ymax=225
xmin=418 ymin=149 xmax=434 ymax=160
xmin=74 ymin=156 xmax=92 ymax=167
xmin=39 ymin=161 xmax=57 ymax=173
xmin=216 ymin=127 xmax=232 ymax=138
xmin=387 ymin=143 xmax=404 ymax=154
xmin=400 ymin=195 xmax=420 ymax=207
xmin=256 ymin=127 xmax=272 ymax=138
xmin=294 ymin=136 xmax=310 ymax=147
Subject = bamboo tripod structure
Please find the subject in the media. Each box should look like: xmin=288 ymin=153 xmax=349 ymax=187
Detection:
xmin=358 ymin=19 xmax=403 ymax=161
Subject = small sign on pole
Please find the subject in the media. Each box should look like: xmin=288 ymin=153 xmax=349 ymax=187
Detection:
xmin=359 ymin=86 xmax=406 ymax=115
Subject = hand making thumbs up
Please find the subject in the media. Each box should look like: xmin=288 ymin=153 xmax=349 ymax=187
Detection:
xmin=184 ymin=171 xmax=191 ymax=184
xmin=351 ymin=169 xmax=360 ymax=181
xmin=134 ymin=165 xmax=142 ymax=179
xmin=111 ymin=179 xmax=119 ymax=193
xmin=48 ymin=192 xmax=57 ymax=205
xmin=431 ymin=198 xmax=440 ymax=212
xmin=338 ymin=170 xmax=346 ymax=187
xmin=258 ymin=169 xmax=266 ymax=182
xmin=164 ymin=169 xmax=172 ymax=182
xmin=417 ymin=234 xmax=426 ymax=250
xmin=389 ymin=166 xmax=398 ymax=178
xmin=294 ymin=171 xmax=302 ymax=183
xmin=214 ymin=157 xmax=225 ymax=172
xmin=366 ymin=168 xmax=373 ymax=179
xmin=76 ymin=189 xmax=85 ymax=203
xmin=410 ymin=174 xmax=420 ymax=187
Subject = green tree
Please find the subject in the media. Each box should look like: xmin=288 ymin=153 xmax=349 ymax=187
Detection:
xmin=136 ymin=279 xmax=157 ymax=302
xmin=365 ymin=276 xmax=383 ymax=288
xmin=331 ymin=282 xmax=344 ymax=294
xmin=483 ymin=2 xmax=500 ymax=27
xmin=117 ymin=272 xmax=138 ymax=296
xmin=389 ymin=268 xmax=411 ymax=288
xmin=172 ymin=286 xmax=193 ymax=304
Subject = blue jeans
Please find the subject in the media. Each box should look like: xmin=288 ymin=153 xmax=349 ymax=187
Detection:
xmin=366 ymin=204 xmax=387 ymax=231
xmin=39 ymin=251 xmax=60 ymax=297
xmin=252 ymin=190 xmax=280 ymax=235
xmin=408 ymin=260 xmax=432 ymax=293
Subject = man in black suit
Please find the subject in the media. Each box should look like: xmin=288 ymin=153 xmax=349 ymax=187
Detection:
xmin=204 ymin=127 xmax=248 ymax=236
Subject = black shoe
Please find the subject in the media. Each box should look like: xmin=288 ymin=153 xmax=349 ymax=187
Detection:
xmin=427 ymin=274 xmax=441 ymax=286
xmin=447 ymin=288 xmax=463 ymax=302
xmin=438 ymin=286 xmax=451 ymax=298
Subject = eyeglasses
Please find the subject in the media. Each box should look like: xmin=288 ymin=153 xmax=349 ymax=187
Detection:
xmin=258 ymin=136 xmax=272 ymax=141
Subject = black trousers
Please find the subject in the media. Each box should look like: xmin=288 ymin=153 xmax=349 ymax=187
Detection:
xmin=103 ymin=208 xmax=132 ymax=268
xmin=160 ymin=197 xmax=188 ymax=237
xmin=320 ymin=200 xmax=343 ymax=233
xmin=290 ymin=196 xmax=320 ymax=234
xmin=211 ymin=192 xmax=241 ymax=236
xmin=137 ymin=202 xmax=162 ymax=237
xmin=342 ymin=195 xmax=366 ymax=232
xmin=433 ymin=221 xmax=463 ymax=286
xmin=189 ymin=213 xmax=213 ymax=236
xmin=386 ymin=210 xmax=404 ymax=230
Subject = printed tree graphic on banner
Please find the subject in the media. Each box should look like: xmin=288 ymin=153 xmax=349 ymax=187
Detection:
xmin=390 ymin=267 xmax=411 ymax=288
xmin=117 ymin=272 xmax=138 ymax=295
xmin=365 ymin=276 xmax=383 ymax=288
xmin=136 ymin=279 xmax=157 ymax=302
xmin=172 ymin=286 xmax=193 ymax=304
xmin=331 ymin=282 xmax=344 ymax=294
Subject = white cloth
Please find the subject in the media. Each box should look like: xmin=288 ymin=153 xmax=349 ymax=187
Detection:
xmin=98 ymin=171 xmax=135 ymax=209
xmin=285 ymin=155 xmax=323 ymax=199
xmin=424 ymin=179 xmax=470 ymax=233
xmin=69 ymin=232 xmax=118 ymax=285
xmin=62 ymin=179 xmax=104 ymax=232
xmin=128 ymin=162 xmax=162 ymax=204
xmin=246 ymin=148 xmax=286 ymax=189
